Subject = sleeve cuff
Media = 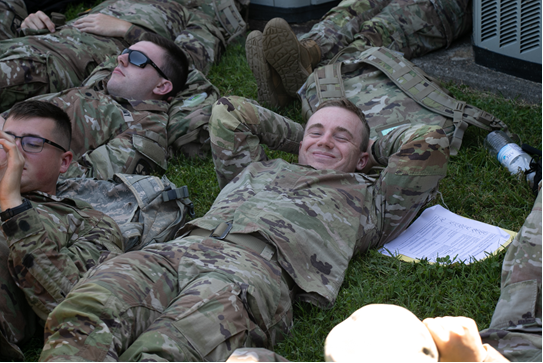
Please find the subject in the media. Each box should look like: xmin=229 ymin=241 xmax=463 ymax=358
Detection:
xmin=123 ymin=25 xmax=151 ymax=45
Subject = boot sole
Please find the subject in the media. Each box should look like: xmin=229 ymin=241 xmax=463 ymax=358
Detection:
xmin=263 ymin=18 xmax=309 ymax=98
xmin=246 ymin=30 xmax=280 ymax=108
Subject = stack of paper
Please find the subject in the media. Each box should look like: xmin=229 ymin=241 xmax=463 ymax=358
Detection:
xmin=379 ymin=205 xmax=516 ymax=264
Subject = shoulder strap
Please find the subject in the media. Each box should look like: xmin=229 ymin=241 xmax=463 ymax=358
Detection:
xmin=213 ymin=0 xmax=246 ymax=44
xmin=357 ymin=47 xmax=518 ymax=154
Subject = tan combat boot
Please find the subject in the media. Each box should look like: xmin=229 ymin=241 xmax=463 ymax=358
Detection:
xmin=262 ymin=17 xmax=322 ymax=97
xmin=246 ymin=30 xmax=294 ymax=108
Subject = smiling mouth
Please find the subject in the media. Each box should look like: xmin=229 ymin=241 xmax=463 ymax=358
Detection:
xmin=313 ymin=151 xmax=335 ymax=159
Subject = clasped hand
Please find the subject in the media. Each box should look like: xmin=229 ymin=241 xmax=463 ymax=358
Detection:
xmin=0 ymin=129 xmax=24 ymax=212
xmin=21 ymin=11 xmax=131 ymax=37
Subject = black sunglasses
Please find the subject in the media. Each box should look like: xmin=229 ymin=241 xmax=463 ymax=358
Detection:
xmin=121 ymin=48 xmax=169 ymax=81
xmin=5 ymin=132 xmax=67 ymax=153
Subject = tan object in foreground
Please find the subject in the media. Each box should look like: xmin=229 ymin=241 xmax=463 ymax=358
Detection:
xmin=324 ymin=304 xmax=439 ymax=362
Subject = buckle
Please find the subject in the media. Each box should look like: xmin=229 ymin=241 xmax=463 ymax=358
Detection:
xmin=209 ymin=222 xmax=233 ymax=240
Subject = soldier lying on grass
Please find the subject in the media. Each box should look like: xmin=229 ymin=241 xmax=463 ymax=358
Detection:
xmin=228 ymin=188 xmax=542 ymax=362
xmin=0 ymin=100 xmax=123 ymax=361
xmin=246 ymin=0 xmax=471 ymax=108
xmin=0 ymin=0 xmax=246 ymax=112
xmin=39 ymin=97 xmax=449 ymax=361
xmin=2 ymin=32 xmax=189 ymax=179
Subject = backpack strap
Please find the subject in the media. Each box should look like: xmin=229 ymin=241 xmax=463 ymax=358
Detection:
xmin=213 ymin=0 xmax=246 ymax=44
xmin=357 ymin=47 xmax=518 ymax=155
xmin=162 ymin=184 xmax=195 ymax=217
xmin=315 ymin=62 xmax=346 ymax=101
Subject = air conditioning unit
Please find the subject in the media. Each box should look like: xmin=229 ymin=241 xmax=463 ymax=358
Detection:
xmin=472 ymin=0 xmax=541 ymax=83
xmin=249 ymin=0 xmax=340 ymax=22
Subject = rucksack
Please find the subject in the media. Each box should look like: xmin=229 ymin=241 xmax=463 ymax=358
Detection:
xmin=300 ymin=46 xmax=517 ymax=155
xmin=56 ymin=173 xmax=194 ymax=251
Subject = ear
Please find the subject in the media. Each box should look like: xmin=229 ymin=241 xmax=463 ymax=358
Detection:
xmin=59 ymin=151 xmax=73 ymax=174
xmin=153 ymin=79 xmax=173 ymax=98
xmin=355 ymin=151 xmax=370 ymax=172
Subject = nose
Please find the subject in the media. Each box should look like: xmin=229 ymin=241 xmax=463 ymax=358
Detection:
xmin=117 ymin=52 xmax=129 ymax=67
xmin=317 ymin=132 xmax=334 ymax=149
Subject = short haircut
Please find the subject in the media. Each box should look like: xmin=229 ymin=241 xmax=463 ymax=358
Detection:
xmin=7 ymin=100 xmax=72 ymax=150
xmin=141 ymin=32 xmax=189 ymax=99
xmin=316 ymin=98 xmax=370 ymax=152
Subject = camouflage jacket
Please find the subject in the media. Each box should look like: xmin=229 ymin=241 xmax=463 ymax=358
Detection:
xmin=183 ymin=124 xmax=449 ymax=308
xmin=31 ymin=76 xmax=170 ymax=179
xmin=83 ymin=56 xmax=220 ymax=159
xmin=0 ymin=191 xmax=123 ymax=321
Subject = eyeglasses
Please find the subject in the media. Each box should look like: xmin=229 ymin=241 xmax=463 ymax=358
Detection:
xmin=121 ymin=48 xmax=169 ymax=81
xmin=4 ymin=132 xmax=67 ymax=153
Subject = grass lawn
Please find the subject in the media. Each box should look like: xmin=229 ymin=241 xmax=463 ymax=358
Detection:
xmin=20 ymin=4 xmax=542 ymax=362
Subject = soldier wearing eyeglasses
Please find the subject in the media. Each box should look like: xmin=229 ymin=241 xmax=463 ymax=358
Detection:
xmin=0 ymin=100 xmax=123 ymax=361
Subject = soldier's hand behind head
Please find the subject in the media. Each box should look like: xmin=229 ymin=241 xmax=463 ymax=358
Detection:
xmin=422 ymin=316 xmax=487 ymax=362
xmin=21 ymin=11 xmax=56 ymax=33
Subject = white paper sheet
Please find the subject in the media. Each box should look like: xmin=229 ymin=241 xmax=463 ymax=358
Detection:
xmin=379 ymin=205 xmax=513 ymax=263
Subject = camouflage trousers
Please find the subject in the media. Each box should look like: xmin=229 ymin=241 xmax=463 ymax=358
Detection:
xmin=480 ymin=190 xmax=542 ymax=362
xmin=0 ymin=0 xmax=25 ymax=41
xmin=299 ymin=0 xmax=472 ymax=61
xmin=40 ymin=235 xmax=293 ymax=362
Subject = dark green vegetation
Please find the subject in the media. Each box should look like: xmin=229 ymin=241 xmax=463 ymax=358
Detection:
xmin=20 ymin=7 xmax=542 ymax=361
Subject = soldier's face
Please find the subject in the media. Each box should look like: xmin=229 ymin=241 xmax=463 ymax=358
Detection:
xmin=2 ymin=117 xmax=72 ymax=195
xmin=107 ymin=41 xmax=167 ymax=100
xmin=298 ymin=107 xmax=369 ymax=172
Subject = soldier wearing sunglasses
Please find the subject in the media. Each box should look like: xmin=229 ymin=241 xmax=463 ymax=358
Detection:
xmin=0 ymin=100 xmax=123 ymax=361
xmin=1 ymin=32 xmax=189 ymax=180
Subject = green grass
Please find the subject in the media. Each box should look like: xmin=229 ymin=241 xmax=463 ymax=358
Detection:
xmin=20 ymin=23 xmax=542 ymax=363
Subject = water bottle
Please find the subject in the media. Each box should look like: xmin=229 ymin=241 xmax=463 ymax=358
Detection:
xmin=485 ymin=130 xmax=535 ymax=187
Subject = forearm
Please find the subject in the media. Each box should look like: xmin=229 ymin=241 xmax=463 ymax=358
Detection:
xmin=209 ymin=96 xmax=304 ymax=188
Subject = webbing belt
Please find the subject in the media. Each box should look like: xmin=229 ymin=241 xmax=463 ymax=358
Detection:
xmin=189 ymin=223 xmax=295 ymax=289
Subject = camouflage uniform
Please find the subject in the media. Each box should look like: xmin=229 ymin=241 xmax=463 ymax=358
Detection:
xmin=0 ymin=0 xmax=234 ymax=113
xmin=1 ymin=72 xmax=171 ymax=180
xmin=0 ymin=0 xmax=25 ymax=41
xmin=39 ymin=96 xmax=448 ymax=361
xmin=0 ymin=191 xmax=123 ymax=360
xmin=480 ymin=190 xmax=542 ymax=362
xmin=299 ymin=0 xmax=472 ymax=62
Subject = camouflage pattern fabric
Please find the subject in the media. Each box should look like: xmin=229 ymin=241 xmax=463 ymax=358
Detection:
xmin=199 ymin=95 xmax=449 ymax=308
xmin=0 ymin=228 xmax=36 ymax=361
xmin=0 ymin=0 xmax=227 ymax=113
xmin=79 ymin=57 xmax=220 ymax=160
xmin=10 ymin=75 xmax=171 ymax=180
xmin=0 ymin=191 xmax=123 ymax=360
xmin=299 ymin=0 xmax=472 ymax=61
xmin=0 ymin=0 xmax=26 ymax=41
xmin=40 ymin=235 xmax=292 ymax=361
xmin=167 ymin=66 xmax=221 ymax=158
xmin=480 ymin=190 xmax=542 ymax=362
xmin=39 ymin=96 xmax=448 ymax=361
xmin=299 ymin=54 xmax=453 ymax=140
